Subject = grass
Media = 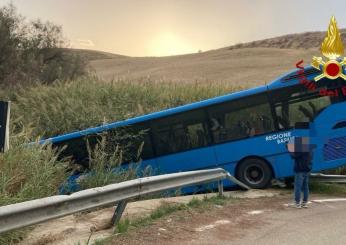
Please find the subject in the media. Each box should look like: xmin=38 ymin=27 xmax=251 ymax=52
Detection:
xmin=0 ymin=131 xmax=69 ymax=244
xmin=115 ymin=195 xmax=229 ymax=233
xmin=310 ymin=181 xmax=346 ymax=195
xmin=2 ymin=77 xmax=244 ymax=139
xmin=93 ymin=195 xmax=231 ymax=245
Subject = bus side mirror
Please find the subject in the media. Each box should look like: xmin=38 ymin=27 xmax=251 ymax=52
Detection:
xmin=295 ymin=122 xmax=310 ymax=129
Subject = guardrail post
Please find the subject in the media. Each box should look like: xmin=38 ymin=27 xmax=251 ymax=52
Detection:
xmin=218 ymin=180 xmax=224 ymax=196
xmin=111 ymin=200 xmax=128 ymax=226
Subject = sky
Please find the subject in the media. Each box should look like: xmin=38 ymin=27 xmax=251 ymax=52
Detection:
xmin=1 ymin=0 xmax=346 ymax=57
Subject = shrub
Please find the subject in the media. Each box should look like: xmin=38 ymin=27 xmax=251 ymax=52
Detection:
xmin=0 ymin=129 xmax=69 ymax=244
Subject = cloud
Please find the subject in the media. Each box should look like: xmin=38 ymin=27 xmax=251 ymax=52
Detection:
xmin=76 ymin=39 xmax=95 ymax=47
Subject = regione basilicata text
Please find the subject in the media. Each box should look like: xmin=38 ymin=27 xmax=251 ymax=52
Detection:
xmin=265 ymin=132 xmax=292 ymax=144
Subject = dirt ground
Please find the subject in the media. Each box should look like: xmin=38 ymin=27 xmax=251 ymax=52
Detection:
xmin=19 ymin=190 xmax=282 ymax=245
xmin=107 ymin=192 xmax=346 ymax=245
xmin=106 ymin=193 xmax=346 ymax=245
xmin=110 ymin=196 xmax=289 ymax=245
xmin=18 ymin=189 xmax=346 ymax=245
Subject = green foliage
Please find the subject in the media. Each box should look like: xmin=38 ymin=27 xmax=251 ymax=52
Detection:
xmin=310 ymin=181 xmax=346 ymax=195
xmin=0 ymin=3 xmax=86 ymax=86
xmin=114 ymin=202 xmax=187 ymax=233
xmin=203 ymin=195 xmax=228 ymax=205
xmin=0 ymin=130 xmax=69 ymax=244
xmin=149 ymin=202 xmax=186 ymax=220
xmin=323 ymin=166 xmax=346 ymax=175
xmin=0 ymin=133 xmax=68 ymax=205
xmin=114 ymin=218 xmax=131 ymax=233
xmin=187 ymin=197 xmax=203 ymax=208
xmin=77 ymin=134 xmax=141 ymax=190
xmin=7 ymin=78 xmax=243 ymax=138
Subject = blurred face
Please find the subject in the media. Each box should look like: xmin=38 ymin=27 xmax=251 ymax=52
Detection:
xmin=287 ymin=143 xmax=295 ymax=152
xmin=296 ymin=137 xmax=310 ymax=152
xmin=287 ymin=137 xmax=311 ymax=152
xmin=287 ymin=137 xmax=310 ymax=152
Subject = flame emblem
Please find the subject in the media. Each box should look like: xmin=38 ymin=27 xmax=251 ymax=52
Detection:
xmin=311 ymin=16 xmax=346 ymax=81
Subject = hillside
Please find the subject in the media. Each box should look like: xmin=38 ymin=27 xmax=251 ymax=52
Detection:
xmin=84 ymin=29 xmax=343 ymax=87
xmin=64 ymin=48 xmax=127 ymax=60
xmin=229 ymin=29 xmax=346 ymax=49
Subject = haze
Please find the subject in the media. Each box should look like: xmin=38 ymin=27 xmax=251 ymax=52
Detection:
xmin=1 ymin=0 xmax=346 ymax=57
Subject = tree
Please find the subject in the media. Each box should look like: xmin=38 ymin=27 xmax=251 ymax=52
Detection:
xmin=0 ymin=3 xmax=87 ymax=86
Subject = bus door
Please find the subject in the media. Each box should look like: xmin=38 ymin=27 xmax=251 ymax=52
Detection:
xmin=151 ymin=109 xmax=216 ymax=173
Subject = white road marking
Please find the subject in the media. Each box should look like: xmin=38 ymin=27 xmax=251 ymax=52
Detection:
xmin=215 ymin=220 xmax=231 ymax=225
xmin=195 ymin=220 xmax=231 ymax=232
xmin=195 ymin=224 xmax=215 ymax=232
xmin=312 ymin=198 xmax=346 ymax=203
xmin=247 ymin=210 xmax=264 ymax=215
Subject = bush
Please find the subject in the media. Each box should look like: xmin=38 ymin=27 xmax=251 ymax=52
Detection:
xmin=0 ymin=130 xmax=69 ymax=244
xmin=0 ymin=3 xmax=87 ymax=86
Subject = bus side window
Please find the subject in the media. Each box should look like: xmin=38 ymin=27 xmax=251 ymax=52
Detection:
xmin=187 ymin=123 xmax=207 ymax=148
xmin=155 ymin=126 xmax=172 ymax=155
xmin=137 ymin=128 xmax=155 ymax=159
xmin=54 ymin=134 xmax=100 ymax=167
xmin=207 ymin=93 xmax=275 ymax=143
xmin=152 ymin=110 xmax=210 ymax=156
xmin=108 ymin=124 xmax=155 ymax=161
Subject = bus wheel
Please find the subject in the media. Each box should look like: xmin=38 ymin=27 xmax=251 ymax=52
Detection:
xmin=237 ymin=158 xmax=272 ymax=189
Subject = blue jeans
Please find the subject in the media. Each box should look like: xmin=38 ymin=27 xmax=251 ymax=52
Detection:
xmin=294 ymin=172 xmax=309 ymax=204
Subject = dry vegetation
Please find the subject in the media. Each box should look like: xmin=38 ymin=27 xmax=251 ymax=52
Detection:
xmin=91 ymin=47 xmax=319 ymax=87
xmin=88 ymin=29 xmax=346 ymax=86
xmin=229 ymin=29 xmax=346 ymax=49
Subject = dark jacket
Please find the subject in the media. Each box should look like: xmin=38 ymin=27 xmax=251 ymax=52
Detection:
xmin=289 ymin=152 xmax=312 ymax=173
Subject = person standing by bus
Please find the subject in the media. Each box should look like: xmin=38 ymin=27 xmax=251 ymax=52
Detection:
xmin=287 ymin=136 xmax=313 ymax=208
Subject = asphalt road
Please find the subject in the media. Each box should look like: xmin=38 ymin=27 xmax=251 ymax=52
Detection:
xmin=219 ymin=198 xmax=346 ymax=245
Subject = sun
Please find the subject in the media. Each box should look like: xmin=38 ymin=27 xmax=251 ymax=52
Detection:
xmin=147 ymin=32 xmax=194 ymax=56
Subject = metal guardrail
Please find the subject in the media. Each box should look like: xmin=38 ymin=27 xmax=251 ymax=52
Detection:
xmin=310 ymin=173 xmax=346 ymax=183
xmin=0 ymin=168 xmax=249 ymax=234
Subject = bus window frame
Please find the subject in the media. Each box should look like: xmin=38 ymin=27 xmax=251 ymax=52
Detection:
xmin=205 ymin=91 xmax=277 ymax=145
xmin=269 ymin=81 xmax=346 ymax=131
xmin=149 ymin=92 xmax=278 ymax=158
xmin=150 ymin=108 xmax=212 ymax=157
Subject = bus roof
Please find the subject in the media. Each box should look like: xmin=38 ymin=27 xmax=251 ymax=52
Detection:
xmin=38 ymin=66 xmax=321 ymax=145
xmin=267 ymin=65 xmax=320 ymax=90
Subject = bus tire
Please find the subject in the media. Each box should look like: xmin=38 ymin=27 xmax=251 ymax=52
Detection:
xmin=237 ymin=158 xmax=272 ymax=189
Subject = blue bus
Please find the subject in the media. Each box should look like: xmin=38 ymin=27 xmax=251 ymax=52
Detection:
xmin=38 ymin=65 xmax=346 ymax=189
